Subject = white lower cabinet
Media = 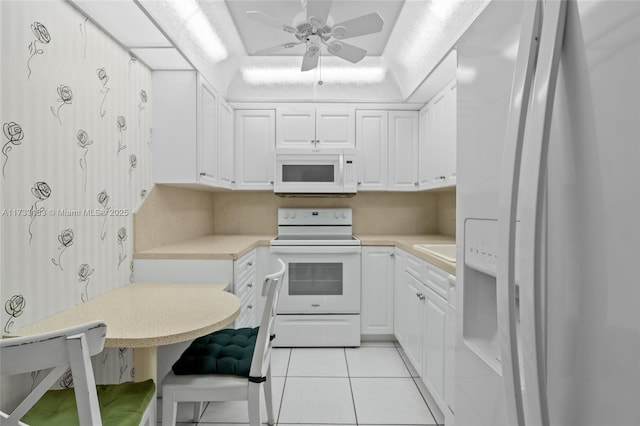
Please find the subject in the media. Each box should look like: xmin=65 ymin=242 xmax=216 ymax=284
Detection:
xmin=233 ymin=249 xmax=258 ymax=328
xmin=393 ymin=249 xmax=455 ymax=423
xmin=421 ymin=283 xmax=447 ymax=412
xmin=361 ymin=247 xmax=395 ymax=335
xmin=393 ymin=248 xmax=408 ymax=346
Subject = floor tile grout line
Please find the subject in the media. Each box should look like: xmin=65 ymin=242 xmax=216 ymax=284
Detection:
xmin=275 ymin=348 xmax=292 ymax=426
xmin=343 ymin=347 xmax=360 ymax=426
xmin=393 ymin=344 xmax=440 ymax=426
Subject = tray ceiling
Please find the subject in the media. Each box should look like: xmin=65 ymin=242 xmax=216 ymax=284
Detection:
xmin=224 ymin=0 xmax=403 ymax=57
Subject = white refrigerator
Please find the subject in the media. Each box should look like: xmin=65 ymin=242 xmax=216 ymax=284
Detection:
xmin=455 ymin=1 xmax=640 ymax=425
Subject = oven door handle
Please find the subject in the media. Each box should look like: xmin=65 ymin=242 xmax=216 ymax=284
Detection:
xmin=270 ymin=246 xmax=362 ymax=255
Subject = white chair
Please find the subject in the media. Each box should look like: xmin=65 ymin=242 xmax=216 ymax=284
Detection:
xmin=162 ymin=258 xmax=287 ymax=426
xmin=0 ymin=321 xmax=155 ymax=426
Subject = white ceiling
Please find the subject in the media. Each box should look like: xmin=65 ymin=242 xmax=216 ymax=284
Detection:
xmin=224 ymin=0 xmax=403 ymax=57
xmin=70 ymin=0 xmax=490 ymax=103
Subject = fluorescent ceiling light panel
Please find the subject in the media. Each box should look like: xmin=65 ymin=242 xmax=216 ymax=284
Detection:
xmin=241 ymin=65 xmax=387 ymax=85
xmin=164 ymin=0 xmax=228 ymax=62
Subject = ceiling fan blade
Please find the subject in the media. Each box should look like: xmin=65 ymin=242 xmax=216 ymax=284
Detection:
xmin=331 ymin=12 xmax=384 ymax=40
xmin=254 ymin=42 xmax=302 ymax=55
xmin=306 ymin=0 xmax=333 ymax=27
xmin=246 ymin=11 xmax=297 ymax=34
xmin=327 ymin=41 xmax=367 ymax=64
xmin=301 ymin=50 xmax=320 ymax=72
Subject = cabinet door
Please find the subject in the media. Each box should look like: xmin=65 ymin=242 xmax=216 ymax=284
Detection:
xmin=429 ymin=91 xmax=447 ymax=186
xmin=197 ymin=75 xmax=219 ymax=186
xmin=276 ymin=108 xmax=316 ymax=148
xmin=217 ymin=100 xmax=234 ymax=188
xmin=422 ymin=285 xmax=447 ymax=408
xmin=356 ymin=110 xmax=388 ymax=190
xmin=388 ymin=111 xmax=419 ymax=191
xmin=394 ymin=249 xmax=408 ymax=346
xmin=361 ymin=247 xmax=394 ymax=335
xmin=235 ymin=110 xmax=275 ymax=190
xmin=404 ymin=272 xmax=424 ymax=372
xmin=315 ymin=109 xmax=355 ymax=148
xmin=444 ymin=80 xmax=457 ymax=184
xmin=418 ymin=104 xmax=431 ymax=188
xmin=152 ymin=71 xmax=197 ymax=184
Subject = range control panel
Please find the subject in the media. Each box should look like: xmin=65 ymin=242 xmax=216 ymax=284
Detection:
xmin=277 ymin=208 xmax=353 ymax=226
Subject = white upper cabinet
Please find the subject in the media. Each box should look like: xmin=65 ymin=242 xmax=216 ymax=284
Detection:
xmin=234 ymin=110 xmax=276 ymax=190
xmin=356 ymin=110 xmax=388 ymax=191
xmin=315 ymin=109 xmax=355 ymax=148
xmin=197 ymin=76 xmax=218 ymax=186
xmin=276 ymin=108 xmax=315 ymax=148
xmin=217 ymin=99 xmax=235 ymax=189
xmin=152 ymin=71 xmax=199 ymax=184
xmin=276 ymin=107 xmax=355 ymax=149
xmin=152 ymin=71 xmax=232 ymax=189
xmin=388 ymin=111 xmax=419 ymax=191
xmin=420 ymin=79 xmax=457 ymax=190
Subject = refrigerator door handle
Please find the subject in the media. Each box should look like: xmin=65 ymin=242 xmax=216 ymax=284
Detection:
xmin=497 ymin=1 xmax=543 ymax=425
xmin=518 ymin=1 xmax=568 ymax=425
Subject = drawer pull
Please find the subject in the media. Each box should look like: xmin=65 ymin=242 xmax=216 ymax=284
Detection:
xmin=247 ymin=304 xmax=253 ymax=309
xmin=416 ymin=292 xmax=425 ymax=301
xmin=247 ymin=282 xmax=253 ymax=288
xmin=247 ymin=261 xmax=253 ymax=267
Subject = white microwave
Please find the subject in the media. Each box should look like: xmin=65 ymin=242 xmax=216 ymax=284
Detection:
xmin=274 ymin=148 xmax=357 ymax=195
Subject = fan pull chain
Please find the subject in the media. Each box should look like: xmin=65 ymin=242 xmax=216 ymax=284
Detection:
xmin=318 ymin=52 xmax=323 ymax=85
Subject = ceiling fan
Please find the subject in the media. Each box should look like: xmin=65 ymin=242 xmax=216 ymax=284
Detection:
xmin=246 ymin=0 xmax=384 ymax=72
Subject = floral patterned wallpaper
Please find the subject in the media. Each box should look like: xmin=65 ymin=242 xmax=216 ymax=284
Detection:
xmin=0 ymin=0 xmax=152 ymax=400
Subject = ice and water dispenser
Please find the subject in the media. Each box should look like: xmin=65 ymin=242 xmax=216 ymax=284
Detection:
xmin=463 ymin=219 xmax=520 ymax=375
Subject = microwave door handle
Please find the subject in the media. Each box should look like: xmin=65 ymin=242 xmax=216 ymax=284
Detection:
xmin=339 ymin=154 xmax=344 ymax=187
xmin=518 ymin=1 xmax=568 ymax=426
xmin=497 ymin=1 xmax=542 ymax=426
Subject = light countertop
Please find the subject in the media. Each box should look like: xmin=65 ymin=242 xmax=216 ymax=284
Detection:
xmin=134 ymin=232 xmax=456 ymax=275
xmin=18 ymin=282 xmax=239 ymax=348
xmin=133 ymin=234 xmax=275 ymax=260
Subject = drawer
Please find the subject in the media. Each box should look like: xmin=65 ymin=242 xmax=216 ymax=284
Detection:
xmin=236 ymin=291 xmax=257 ymax=328
xmin=425 ymin=264 xmax=448 ymax=300
xmin=234 ymin=270 xmax=257 ymax=298
xmin=234 ymin=250 xmax=256 ymax=283
xmin=406 ymin=254 xmax=426 ymax=282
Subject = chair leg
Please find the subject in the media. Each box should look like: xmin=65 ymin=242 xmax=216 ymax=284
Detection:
xmin=248 ymin=382 xmax=263 ymax=426
xmin=193 ymin=401 xmax=204 ymax=422
xmin=162 ymin=388 xmax=178 ymax=426
xmin=264 ymin=366 xmax=275 ymax=426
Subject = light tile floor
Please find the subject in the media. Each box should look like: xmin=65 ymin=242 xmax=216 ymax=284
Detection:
xmin=158 ymin=342 xmax=439 ymax=426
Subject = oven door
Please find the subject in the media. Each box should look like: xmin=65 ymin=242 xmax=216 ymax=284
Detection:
xmin=270 ymin=245 xmax=361 ymax=314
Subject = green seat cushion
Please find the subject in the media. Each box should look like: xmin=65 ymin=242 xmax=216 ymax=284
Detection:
xmin=172 ymin=327 xmax=258 ymax=376
xmin=22 ymin=379 xmax=155 ymax=426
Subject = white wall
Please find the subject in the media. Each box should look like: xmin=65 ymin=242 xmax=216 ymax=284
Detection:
xmin=1 ymin=0 xmax=152 ymax=409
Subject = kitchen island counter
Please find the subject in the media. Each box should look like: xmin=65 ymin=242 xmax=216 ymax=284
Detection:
xmin=356 ymin=234 xmax=456 ymax=275
xmin=133 ymin=234 xmax=275 ymax=260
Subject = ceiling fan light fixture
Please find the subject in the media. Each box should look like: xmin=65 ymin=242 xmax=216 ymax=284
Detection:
xmin=331 ymin=26 xmax=347 ymax=39
xmin=328 ymin=42 xmax=342 ymax=53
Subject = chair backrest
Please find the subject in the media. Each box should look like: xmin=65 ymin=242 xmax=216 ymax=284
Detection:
xmin=0 ymin=321 xmax=107 ymax=425
xmin=249 ymin=258 xmax=286 ymax=381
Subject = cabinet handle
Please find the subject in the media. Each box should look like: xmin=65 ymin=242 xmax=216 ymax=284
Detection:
xmin=247 ymin=261 xmax=253 ymax=267
xmin=231 ymin=180 xmax=236 ymax=184
xmin=357 ymin=182 xmax=362 ymax=185
xmin=247 ymin=282 xmax=253 ymax=288
xmin=440 ymin=175 xmax=446 ymax=180
xmin=414 ymin=182 xmax=419 ymax=186
xmin=310 ymin=140 xmax=315 ymax=144
xmin=416 ymin=292 xmax=425 ymax=301
xmin=390 ymin=253 xmax=395 ymax=258
xmin=270 ymin=181 xmax=274 ymax=185
xmin=199 ymin=172 xmax=206 ymax=176
xmin=247 ymin=304 xmax=253 ymax=309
